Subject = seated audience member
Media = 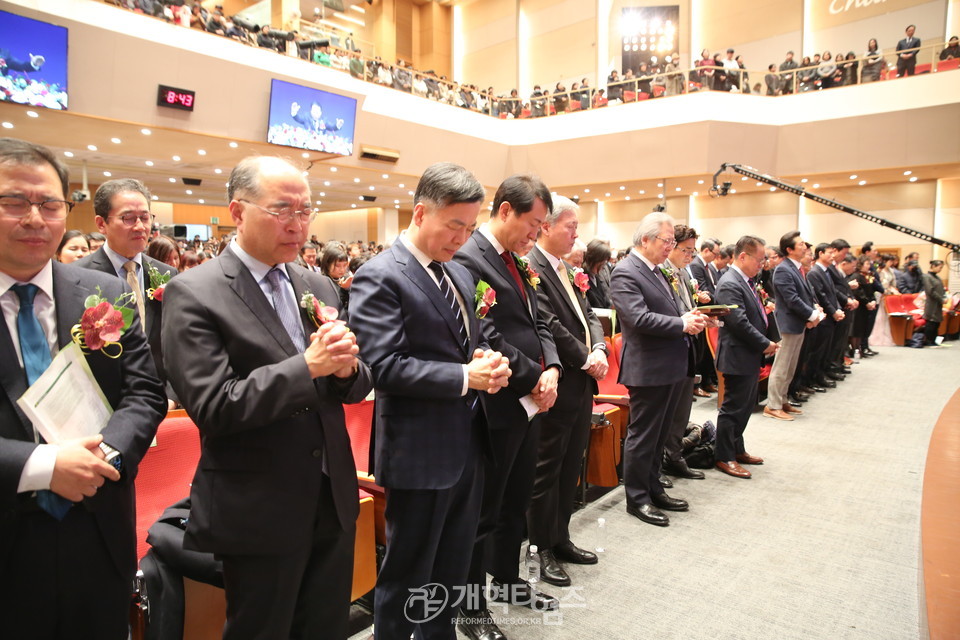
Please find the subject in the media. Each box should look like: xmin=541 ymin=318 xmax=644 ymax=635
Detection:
xmin=592 ymin=89 xmax=607 ymax=108
xmin=393 ymin=61 xmax=413 ymax=93
xmin=55 ymin=229 xmax=90 ymax=263
xmin=349 ymin=50 xmax=365 ymax=79
xmin=146 ymin=235 xmax=181 ymax=271
xmin=320 ymin=241 xmax=351 ymax=309
xmin=779 ymin=51 xmax=798 ymax=93
xmin=861 ymin=39 xmax=885 ymax=82
xmin=257 ymin=25 xmax=283 ymax=52
xmin=313 ymin=44 xmax=332 ymax=66
xmin=622 ymin=68 xmax=638 ymax=94
xmin=584 ymin=238 xmax=612 ymax=309
xmin=330 ymin=48 xmax=349 ymax=71
xmin=900 ymin=259 xmax=923 ymax=293
xmin=553 ymin=83 xmax=569 ymax=113
xmin=922 ymin=260 xmax=946 ymax=345
xmin=637 ymin=63 xmax=654 ymax=95
xmin=412 ymin=74 xmax=428 ymax=97
xmin=606 ymin=70 xmax=622 ymax=102
xmin=178 ymin=249 xmax=200 ymax=272
xmin=86 ymin=231 xmax=106 ymax=252
xmin=941 ymin=36 xmax=960 ymax=59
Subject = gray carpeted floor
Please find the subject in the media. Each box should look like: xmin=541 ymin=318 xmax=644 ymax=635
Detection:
xmin=351 ymin=344 xmax=959 ymax=640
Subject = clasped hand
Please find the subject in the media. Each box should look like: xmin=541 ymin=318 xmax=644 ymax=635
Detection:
xmin=304 ymin=321 xmax=359 ymax=379
xmin=531 ymin=367 xmax=560 ymax=412
xmin=763 ymin=341 xmax=780 ymax=356
xmin=467 ymin=349 xmax=511 ymax=394
xmin=681 ymin=309 xmax=707 ymax=334
xmin=50 ymin=434 xmax=121 ymax=502
xmin=585 ymin=350 xmax=608 ymax=380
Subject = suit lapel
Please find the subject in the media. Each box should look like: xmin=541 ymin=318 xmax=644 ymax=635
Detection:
xmin=0 ymin=302 xmax=32 ymax=439
xmin=286 ymin=264 xmax=318 ymax=340
xmin=397 ymin=244 xmax=469 ymax=357
xmin=52 ymin=262 xmax=88 ymax=349
xmin=636 ymin=257 xmax=679 ymax=312
xmin=476 ymin=233 xmax=533 ymax=321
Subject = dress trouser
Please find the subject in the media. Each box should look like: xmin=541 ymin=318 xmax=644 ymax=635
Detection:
xmin=767 ymin=332 xmax=804 ymax=408
xmin=924 ymin=320 xmax=941 ymax=345
xmin=624 ymin=381 xmax=686 ymax=507
xmin=662 ymin=376 xmax=696 ymax=463
xmin=715 ymin=373 xmax=759 ymax=462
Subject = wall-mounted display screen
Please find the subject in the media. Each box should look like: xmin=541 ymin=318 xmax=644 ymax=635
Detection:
xmin=267 ymin=78 xmax=356 ymax=156
xmin=0 ymin=10 xmax=68 ymax=110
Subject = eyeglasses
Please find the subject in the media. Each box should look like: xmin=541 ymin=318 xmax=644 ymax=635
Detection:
xmin=679 ymin=248 xmax=696 ymax=256
xmin=656 ymin=235 xmax=677 ymax=248
xmin=110 ymin=213 xmax=156 ymax=227
xmin=0 ymin=195 xmax=74 ymax=220
xmin=239 ymin=199 xmax=318 ymax=225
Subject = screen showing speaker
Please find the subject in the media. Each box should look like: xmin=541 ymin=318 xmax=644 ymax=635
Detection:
xmin=267 ymin=78 xmax=356 ymax=156
xmin=0 ymin=10 xmax=68 ymax=110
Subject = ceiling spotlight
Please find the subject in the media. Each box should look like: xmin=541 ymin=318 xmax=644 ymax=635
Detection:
xmin=903 ymin=170 xmax=912 ymax=176
xmin=769 ymin=187 xmax=776 ymax=191
xmin=605 ymin=193 xmax=611 ymax=197
xmin=197 ymin=150 xmax=207 ymax=156
xmin=145 ymin=160 xmax=154 ymax=166
xmin=214 ymin=168 xmax=222 ymax=174
xmin=26 ymin=111 xmax=38 ymax=118
xmin=639 ymin=190 xmax=645 ymax=194
xmin=693 ymin=192 xmax=699 ymax=196
xmin=141 ymin=128 xmax=151 ymax=135
xmin=394 ymin=199 xmax=400 ymax=204
xmin=593 ymin=198 xmax=598 ymax=202
xmin=909 ymin=176 xmax=918 ymax=182
xmin=657 ymin=193 xmax=663 ymax=198
xmin=63 ymin=151 xmax=74 ymax=158
xmin=657 ymin=182 xmax=663 ymax=187
xmin=801 ymin=178 xmax=808 ymax=183
xmin=369 ymin=186 xmax=375 ymax=191
xmin=675 ymin=187 xmax=681 ymax=191
xmin=87 ymin=144 xmax=97 ymax=151
xmin=741 ymin=176 xmax=748 ymax=181
xmin=111 ymin=137 xmax=121 ymax=144
xmin=319 ymin=192 xmax=325 ymax=197
xmin=351 ymin=203 xmax=357 ymax=208
xmin=382 ymin=174 xmax=389 ymax=179
xmin=199 ymin=199 xmax=205 ymax=204
xmin=729 ymin=189 xmax=737 ymax=194
xmin=812 ymin=183 xmax=820 ymax=189
xmin=229 ymin=142 xmax=239 ymax=148
xmin=354 ymin=177 xmax=361 ymax=183
xmin=697 ymin=180 xmax=704 ymax=185
xmin=399 ymin=183 xmax=405 ymax=188
xmin=858 ymin=180 xmax=866 ymax=186
xmin=625 ymin=196 xmax=631 ymax=201
xmin=103 ymin=171 xmax=112 ymax=177
xmin=849 ymin=174 xmax=857 ymax=180
xmin=172 ymin=155 xmax=181 ymax=162
xmin=756 ymin=182 xmax=763 ymax=187
xmin=407 ymin=190 xmax=414 ymax=196
xmin=584 ymin=189 xmax=590 ymax=193
xmin=169 ymin=178 xmax=176 ymax=183
xmin=302 ymin=152 xmax=310 ymax=158
xmin=324 ymin=181 xmax=331 ymax=186
xmin=330 ymin=167 xmax=338 ymax=172
xmin=395 ymin=204 xmax=400 ymax=209
xmin=151 ymin=195 xmax=159 ymax=200
xmin=186 ymin=190 xmax=193 ymax=195
xmin=619 ymin=186 xmax=625 ymax=190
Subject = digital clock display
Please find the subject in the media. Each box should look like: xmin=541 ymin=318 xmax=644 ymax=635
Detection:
xmin=157 ymin=85 xmax=196 ymax=111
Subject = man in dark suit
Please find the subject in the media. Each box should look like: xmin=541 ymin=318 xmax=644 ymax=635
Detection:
xmin=922 ymin=260 xmax=946 ymax=345
xmin=766 ymin=231 xmax=823 ymax=421
xmin=827 ymin=239 xmax=858 ymax=376
xmin=0 ymin=137 xmax=166 ymax=638
xmin=162 ymin=156 xmax=373 ymax=640
xmin=713 ymin=236 xmax=779 ymax=479
xmin=806 ymin=243 xmax=845 ymax=390
xmin=526 ymin=195 xmax=608 ymax=587
xmin=453 ymin=175 xmax=562 ymax=636
xmin=75 ymin=179 xmax=177 ymax=391
xmin=896 ymin=24 xmax=920 ymax=77
xmin=610 ymin=212 xmax=706 ymax=526
xmin=687 ymin=238 xmax=719 ymax=396
xmin=349 ymin=163 xmax=510 ymax=640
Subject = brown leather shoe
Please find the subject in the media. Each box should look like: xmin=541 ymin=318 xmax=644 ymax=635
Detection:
xmin=736 ymin=452 xmax=764 ymax=465
xmin=763 ymin=406 xmax=794 ymax=421
xmin=703 ymin=384 xmax=718 ymax=393
xmin=782 ymin=404 xmax=803 ymax=415
xmin=715 ymin=460 xmax=751 ymax=478
xmin=693 ymin=388 xmax=712 ymax=398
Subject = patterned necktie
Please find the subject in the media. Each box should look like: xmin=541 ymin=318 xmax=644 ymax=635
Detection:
xmin=122 ymin=261 xmax=146 ymax=329
xmin=752 ymin=279 xmax=769 ymax=327
xmin=500 ymin=251 xmax=527 ymax=302
xmin=266 ymin=268 xmax=306 ymax=351
xmin=428 ymin=261 xmax=468 ymax=353
xmin=12 ymin=284 xmax=73 ymax=521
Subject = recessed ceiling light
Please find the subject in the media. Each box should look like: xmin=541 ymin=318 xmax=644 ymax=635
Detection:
xmin=63 ymin=151 xmax=74 ymax=158
xmin=351 ymin=203 xmax=357 ymax=208
xmin=697 ymin=179 xmax=704 ymax=185
xmin=756 ymin=182 xmax=763 ymax=187
xmin=354 ymin=177 xmax=361 ymax=183
xmin=849 ymin=174 xmax=857 ymax=180
xmin=619 ymin=186 xmax=625 ymax=190
xmin=605 ymin=192 xmax=611 ymax=197
xmin=151 ymin=195 xmax=159 ymax=200
xmin=145 ymin=160 xmax=154 ymax=166
xmin=319 ymin=192 xmax=325 ymax=197
xmin=909 ymin=176 xmax=918 ymax=182
xmin=103 ymin=171 xmax=112 ymax=177
xmin=593 ymin=198 xmax=599 ymax=202
xmin=769 ymin=187 xmax=776 ymax=191
xmin=172 ymin=155 xmax=181 ymax=162
xmin=26 ymin=111 xmax=38 ymax=118
xmin=729 ymin=189 xmax=737 ymax=194
xmin=330 ymin=167 xmax=338 ymax=172
xmin=812 ymin=183 xmax=819 ymax=189
xmin=186 ymin=189 xmax=193 ymax=195
xmin=399 ymin=183 xmax=405 ymax=188
xmin=394 ymin=199 xmax=400 ymax=204
xmin=214 ymin=168 xmax=222 ymax=174
xmin=198 ymin=149 xmax=207 ymax=156
xmin=302 ymin=152 xmax=310 ymax=158
xmin=657 ymin=193 xmax=663 ymax=199
xmin=584 ymin=189 xmax=590 ymax=193
xmin=657 ymin=183 xmax=663 ymax=187
xmin=141 ymin=128 xmax=151 ymax=135
xmin=316 ymin=200 xmax=322 ymax=205
xmin=675 ymin=187 xmax=681 ymax=191
xmin=358 ymin=196 xmax=364 ymax=201
xmin=229 ymin=142 xmax=238 ymax=148
xmin=903 ymin=170 xmax=912 ymax=176
xmin=801 ymin=178 xmax=808 ymax=183
xmin=382 ymin=173 xmax=389 ymax=179
xmin=625 ymin=196 xmax=631 ymax=200
xmin=369 ymin=186 xmax=375 ymax=191
xmin=324 ymin=181 xmax=331 ymax=186
xmin=395 ymin=204 xmax=399 ymax=209
xmin=408 ymin=190 xmax=414 ymax=196
xmin=87 ymin=144 xmax=97 ymax=151
xmin=199 ymin=199 xmax=205 ymax=204
xmin=858 ymin=180 xmax=866 ymax=186
xmin=693 ymin=191 xmax=699 ymax=196
xmin=639 ymin=190 xmax=645 ymax=195
xmin=741 ymin=176 xmax=748 ymax=181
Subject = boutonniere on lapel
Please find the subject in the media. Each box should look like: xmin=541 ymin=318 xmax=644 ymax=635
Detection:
xmin=514 ymin=255 xmax=540 ymax=289
xmin=71 ymin=287 xmax=136 ymax=358
xmin=300 ymin=291 xmax=340 ymax=328
xmin=659 ymin=265 xmax=680 ymax=295
xmin=754 ymin=280 xmax=770 ymax=305
xmin=475 ymin=280 xmax=497 ymax=319
xmin=689 ymin=278 xmax=700 ymax=298
xmin=865 ymin=274 xmax=875 ymax=285
xmin=146 ymin=265 xmax=171 ymax=302
xmin=569 ymin=267 xmax=590 ymax=293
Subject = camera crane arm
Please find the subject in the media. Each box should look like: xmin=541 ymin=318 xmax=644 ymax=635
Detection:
xmin=710 ymin=163 xmax=960 ymax=254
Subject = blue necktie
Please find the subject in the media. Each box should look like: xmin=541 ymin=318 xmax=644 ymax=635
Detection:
xmin=266 ymin=268 xmax=306 ymax=351
xmin=12 ymin=284 xmax=73 ymax=521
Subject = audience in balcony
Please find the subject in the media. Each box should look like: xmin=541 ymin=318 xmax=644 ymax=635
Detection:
xmin=818 ymin=51 xmax=840 ymax=88
xmin=765 ymin=64 xmax=781 ymax=95
xmin=896 ymin=24 xmax=920 ymax=77
xmin=840 ymin=52 xmax=859 ymax=86
xmin=861 ymin=39 xmax=885 ymax=82
xmin=941 ymin=36 xmax=959 ymax=59
xmin=606 ymin=69 xmax=623 ymax=102
xmin=779 ymin=51 xmax=798 ymax=94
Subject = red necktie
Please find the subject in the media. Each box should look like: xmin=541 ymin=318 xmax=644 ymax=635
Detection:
xmin=501 ymin=251 xmax=527 ymax=301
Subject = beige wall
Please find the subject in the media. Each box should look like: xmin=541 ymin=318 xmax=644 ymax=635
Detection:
xmin=458 ymin=0 xmax=519 ymax=89
xmin=696 ymin=0 xmax=802 ymax=70
xmin=522 ymin=0 xmax=597 ymax=89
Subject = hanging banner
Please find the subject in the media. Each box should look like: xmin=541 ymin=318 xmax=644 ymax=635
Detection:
xmin=808 ymin=0 xmax=934 ymax=30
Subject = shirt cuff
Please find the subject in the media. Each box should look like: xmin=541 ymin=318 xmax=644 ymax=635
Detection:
xmin=808 ymin=309 xmax=819 ymax=322
xmin=17 ymin=444 xmax=58 ymax=493
xmin=461 ymin=364 xmax=469 ymax=396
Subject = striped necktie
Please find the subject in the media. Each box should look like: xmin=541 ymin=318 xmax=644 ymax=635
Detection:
xmin=428 ymin=261 xmax=468 ymax=353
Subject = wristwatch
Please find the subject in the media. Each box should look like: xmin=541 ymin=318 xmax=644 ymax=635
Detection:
xmin=99 ymin=442 xmax=123 ymax=472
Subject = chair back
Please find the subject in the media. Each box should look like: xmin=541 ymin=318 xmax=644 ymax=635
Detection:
xmin=343 ymin=399 xmax=375 ymax=474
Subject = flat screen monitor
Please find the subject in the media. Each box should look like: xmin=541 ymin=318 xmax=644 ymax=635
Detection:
xmin=267 ymin=78 xmax=356 ymax=156
xmin=0 ymin=10 xmax=68 ymax=110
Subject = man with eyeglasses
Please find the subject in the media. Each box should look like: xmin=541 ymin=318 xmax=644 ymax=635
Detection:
xmin=0 ymin=137 xmax=166 ymax=637
xmin=161 ymin=155 xmax=372 ymax=640
xmin=610 ymin=212 xmax=706 ymax=527
xmin=75 ymin=179 xmax=177 ymax=394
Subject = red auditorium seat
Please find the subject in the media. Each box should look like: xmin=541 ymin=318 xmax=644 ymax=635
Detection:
xmin=937 ymin=58 xmax=959 ymax=72
xmin=705 ymin=326 xmax=771 ymax=405
xmin=623 ymin=90 xmax=636 ymax=102
xmin=344 ymin=398 xmax=386 ymax=545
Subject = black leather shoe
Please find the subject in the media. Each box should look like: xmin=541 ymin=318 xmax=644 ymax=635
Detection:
xmin=659 ymin=473 xmax=673 ymax=488
xmin=537 ymin=549 xmax=570 ymax=587
xmin=626 ymin=502 xmax=669 ymax=526
xmin=458 ymin=608 xmax=506 ymax=640
xmin=662 ymin=458 xmax=706 ymax=479
xmin=489 ymin=577 xmax=559 ymax=611
xmin=864 ymin=348 xmax=879 ymax=356
xmin=826 ymin=372 xmax=845 ymax=381
xmin=807 ymin=384 xmax=827 ymax=393
xmin=816 ymin=378 xmax=837 ymax=388
xmin=651 ymin=492 xmax=689 ymax=511
xmin=788 ymin=393 xmax=808 ymax=404
xmin=553 ymin=540 xmax=598 ymax=565
xmin=786 ymin=399 xmax=803 ymax=408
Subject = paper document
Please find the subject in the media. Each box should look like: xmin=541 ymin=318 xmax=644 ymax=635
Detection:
xmin=520 ymin=394 xmax=540 ymax=421
xmin=17 ymin=342 xmax=113 ymax=444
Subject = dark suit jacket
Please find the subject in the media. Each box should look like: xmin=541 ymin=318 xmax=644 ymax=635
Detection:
xmin=609 ymin=251 xmax=688 ymax=387
xmin=528 ymin=246 xmax=604 ymax=401
xmin=0 ymin=262 xmax=166 ymax=578
xmin=453 ymin=231 xmax=560 ymax=430
xmin=75 ymin=248 xmax=177 ymax=381
xmin=688 ymin=255 xmax=717 ymax=300
xmin=714 ymin=268 xmax=771 ymax=376
xmin=773 ymin=259 xmax=816 ymax=335
xmin=349 ymin=240 xmax=486 ymax=491
xmin=828 ymin=264 xmax=853 ymax=309
xmin=807 ymin=264 xmax=840 ymax=316
xmin=161 ymin=247 xmax=373 ymax=556
xmin=923 ymin=272 xmax=946 ymax=322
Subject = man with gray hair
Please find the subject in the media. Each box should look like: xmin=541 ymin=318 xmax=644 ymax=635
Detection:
xmin=526 ymin=195 xmax=608 ymax=585
xmin=76 ymin=178 xmax=177 ymax=390
xmin=611 ymin=212 xmax=706 ymax=526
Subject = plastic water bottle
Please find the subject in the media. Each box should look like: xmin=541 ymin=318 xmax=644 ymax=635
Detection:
xmin=526 ymin=544 xmax=540 ymax=585
xmin=595 ymin=518 xmax=606 ymax=553
xmin=853 ymin=348 xmax=861 ymax=363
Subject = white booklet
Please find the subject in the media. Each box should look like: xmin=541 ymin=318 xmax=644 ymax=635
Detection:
xmin=17 ymin=342 xmax=113 ymax=444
